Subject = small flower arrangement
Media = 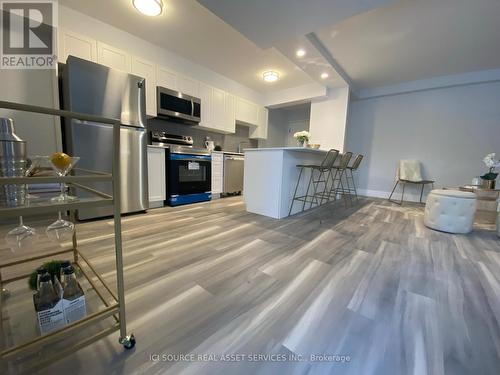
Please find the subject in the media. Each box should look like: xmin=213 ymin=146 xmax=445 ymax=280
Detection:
xmin=293 ymin=131 xmax=310 ymax=146
xmin=482 ymin=153 xmax=500 ymax=181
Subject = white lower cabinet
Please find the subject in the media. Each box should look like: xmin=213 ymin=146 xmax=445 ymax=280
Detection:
xmin=211 ymin=152 xmax=224 ymax=197
xmin=147 ymin=146 xmax=166 ymax=207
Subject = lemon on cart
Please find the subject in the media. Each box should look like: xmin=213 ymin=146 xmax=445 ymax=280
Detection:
xmin=50 ymin=152 xmax=71 ymax=171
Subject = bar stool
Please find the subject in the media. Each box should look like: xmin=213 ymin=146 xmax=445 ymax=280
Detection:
xmin=328 ymin=152 xmax=353 ymax=206
xmin=345 ymin=154 xmax=364 ymax=203
xmin=289 ymin=149 xmax=339 ymax=216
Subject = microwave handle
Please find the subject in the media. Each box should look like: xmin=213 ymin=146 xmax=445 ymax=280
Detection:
xmin=191 ymin=99 xmax=194 ymax=117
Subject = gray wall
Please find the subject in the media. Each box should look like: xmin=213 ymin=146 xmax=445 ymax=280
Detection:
xmin=147 ymin=119 xmax=257 ymax=152
xmin=346 ymin=81 xmax=500 ymax=200
xmin=260 ymin=104 xmax=311 ymax=148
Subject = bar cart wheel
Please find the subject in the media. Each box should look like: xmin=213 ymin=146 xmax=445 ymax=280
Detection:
xmin=120 ymin=334 xmax=136 ymax=349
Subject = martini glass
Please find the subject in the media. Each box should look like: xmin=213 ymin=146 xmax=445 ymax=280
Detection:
xmin=5 ymin=216 xmax=37 ymax=252
xmin=46 ymin=211 xmax=75 ymax=244
xmin=50 ymin=156 xmax=80 ymax=203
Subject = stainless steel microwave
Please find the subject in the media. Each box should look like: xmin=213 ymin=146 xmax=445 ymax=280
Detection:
xmin=156 ymin=86 xmax=201 ymax=124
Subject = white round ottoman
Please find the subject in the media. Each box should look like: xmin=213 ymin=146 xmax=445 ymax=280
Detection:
xmin=424 ymin=189 xmax=477 ymax=234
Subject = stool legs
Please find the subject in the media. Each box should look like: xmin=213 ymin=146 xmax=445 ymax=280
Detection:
xmin=348 ymin=169 xmax=359 ymax=203
xmin=289 ymin=167 xmax=304 ymax=216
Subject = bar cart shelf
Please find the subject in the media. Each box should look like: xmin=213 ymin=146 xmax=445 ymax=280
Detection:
xmin=0 ymin=100 xmax=133 ymax=371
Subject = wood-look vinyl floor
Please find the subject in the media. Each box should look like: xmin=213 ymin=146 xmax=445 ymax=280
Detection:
xmin=1 ymin=197 xmax=500 ymax=374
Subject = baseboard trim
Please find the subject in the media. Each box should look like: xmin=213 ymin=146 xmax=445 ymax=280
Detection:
xmin=358 ymin=188 xmax=429 ymax=203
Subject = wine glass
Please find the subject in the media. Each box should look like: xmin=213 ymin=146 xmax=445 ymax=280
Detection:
xmin=5 ymin=216 xmax=37 ymax=252
xmin=50 ymin=156 xmax=80 ymax=203
xmin=46 ymin=211 xmax=75 ymax=244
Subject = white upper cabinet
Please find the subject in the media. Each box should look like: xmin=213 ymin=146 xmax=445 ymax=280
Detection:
xmin=59 ymin=29 xmax=97 ymax=63
xmin=177 ymin=75 xmax=199 ymax=97
xmin=157 ymin=66 xmax=178 ymax=91
xmin=97 ymin=42 xmax=131 ymax=72
xmin=212 ymin=87 xmax=226 ymax=130
xmin=131 ymin=57 xmax=157 ymax=117
xmin=224 ymin=93 xmax=236 ymax=134
xmin=236 ymin=97 xmax=259 ymax=126
xmin=250 ymin=106 xmax=268 ymax=139
xmin=198 ymin=82 xmax=213 ymax=128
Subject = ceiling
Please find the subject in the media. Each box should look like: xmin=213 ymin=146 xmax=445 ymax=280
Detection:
xmin=197 ymin=0 xmax=392 ymax=49
xmin=315 ymin=0 xmax=500 ymax=89
xmin=58 ymin=0 xmax=315 ymax=93
xmin=59 ymin=0 xmax=500 ymax=95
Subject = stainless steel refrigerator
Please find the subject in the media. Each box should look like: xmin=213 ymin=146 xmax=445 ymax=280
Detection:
xmin=60 ymin=55 xmax=148 ymax=220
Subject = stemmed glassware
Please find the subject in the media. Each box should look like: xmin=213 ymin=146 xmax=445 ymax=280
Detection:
xmin=46 ymin=211 xmax=75 ymax=244
xmin=50 ymin=156 xmax=80 ymax=203
xmin=5 ymin=216 xmax=37 ymax=251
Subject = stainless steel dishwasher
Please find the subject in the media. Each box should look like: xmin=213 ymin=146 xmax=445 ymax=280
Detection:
xmin=223 ymin=154 xmax=244 ymax=195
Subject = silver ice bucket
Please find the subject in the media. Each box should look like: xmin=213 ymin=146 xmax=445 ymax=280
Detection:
xmin=0 ymin=118 xmax=27 ymax=207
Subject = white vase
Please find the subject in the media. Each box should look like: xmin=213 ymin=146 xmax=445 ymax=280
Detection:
xmin=297 ymin=140 xmax=308 ymax=147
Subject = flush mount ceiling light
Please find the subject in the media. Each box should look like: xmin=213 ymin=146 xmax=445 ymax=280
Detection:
xmin=133 ymin=0 xmax=163 ymax=16
xmin=296 ymin=49 xmax=306 ymax=57
xmin=263 ymin=71 xmax=279 ymax=83
xmin=320 ymin=72 xmax=329 ymax=79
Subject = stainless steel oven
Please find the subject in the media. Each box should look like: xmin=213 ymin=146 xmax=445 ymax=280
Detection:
xmin=156 ymin=86 xmax=201 ymax=124
xmin=151 ymin=131 xmax=211 ymax=206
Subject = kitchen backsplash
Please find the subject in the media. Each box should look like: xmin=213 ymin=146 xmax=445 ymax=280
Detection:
xmin=147 ymin=118 xmax=258 ymax=152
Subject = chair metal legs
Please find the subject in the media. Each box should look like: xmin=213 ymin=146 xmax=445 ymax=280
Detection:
xmin=388 ymin=180 xmax=434 ymax=205
xmin=388 ymin=180 xmax=405 ymax=205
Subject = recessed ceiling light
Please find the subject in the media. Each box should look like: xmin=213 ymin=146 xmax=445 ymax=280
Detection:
xmin=263 ymin=71 xmax=279 ymax=83
xmin=320 ymin=72 xmax=329 ymax=79
xmin=133 ymin=0 xmax=163 ymax=16
xmin=296 ymin=49 xmax=306 ymax=57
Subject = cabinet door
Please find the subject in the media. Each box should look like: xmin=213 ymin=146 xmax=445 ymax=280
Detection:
xmin=157 ymin=66 xmax=178 ymax=91
xmin=212 ymin=87 xmax=225 ymax=130
xmin=211 ymin=152 xmax=224 ymax=195
xmin=131 ymin=57 xmax=156 ymax=116
xmin=178 ymin=75 xmax=199 ymax=97
xmin=235 ymin=97 xmax=259 ymax=126
xmin=250 ymin=106 xmax=269 ymax=139
xmin=224 ymin=93 xmax=236 ymax=133
xmin=97 ymin=42 xmax=131 ymax=72
xmin=59 ymin=29 xmax=97 ymax=63
xmin=198 ymin=82 xmax=213 ymax=128
xmin=147 ymin=147 xmax=166 ymax=202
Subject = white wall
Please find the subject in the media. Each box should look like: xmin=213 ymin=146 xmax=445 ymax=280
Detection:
xmin=283 ymin=106 xmax=311 ymax=147
xmin=259 ymin=105 xmax=310 ymax=148
xmin=309 ymin=86 xmax=350 ymax=151
xmin=58 ymin=5 xmax=263 ymax=104
xmin=346 ymin=81 xmax=500 ymax=200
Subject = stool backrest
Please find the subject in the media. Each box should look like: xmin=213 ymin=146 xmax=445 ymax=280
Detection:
xmin=351 ymin=154 xmax=364 ymax=170
xmin=338 ymin=152 xmax=353 ymax=169
xmin=321 ymin=149 xmax=339 ymax=169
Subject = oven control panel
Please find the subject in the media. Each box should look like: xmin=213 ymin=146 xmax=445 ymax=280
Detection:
xmin=151 ymin=131 xmax=193 ymax=146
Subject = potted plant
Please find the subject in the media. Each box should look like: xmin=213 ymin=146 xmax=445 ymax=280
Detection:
xmin=293 ymin=131 xmax=311 ymax=147
xmin=481 ymin=153 xmax=499 ymax=189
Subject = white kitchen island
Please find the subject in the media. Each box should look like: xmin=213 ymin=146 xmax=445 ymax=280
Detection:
xmin=243 ymin=147 xmax=329 ymax=219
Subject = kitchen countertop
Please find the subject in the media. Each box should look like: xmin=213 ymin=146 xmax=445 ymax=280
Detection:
xmin=243 ymin=147 xmax=328 ymax=154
